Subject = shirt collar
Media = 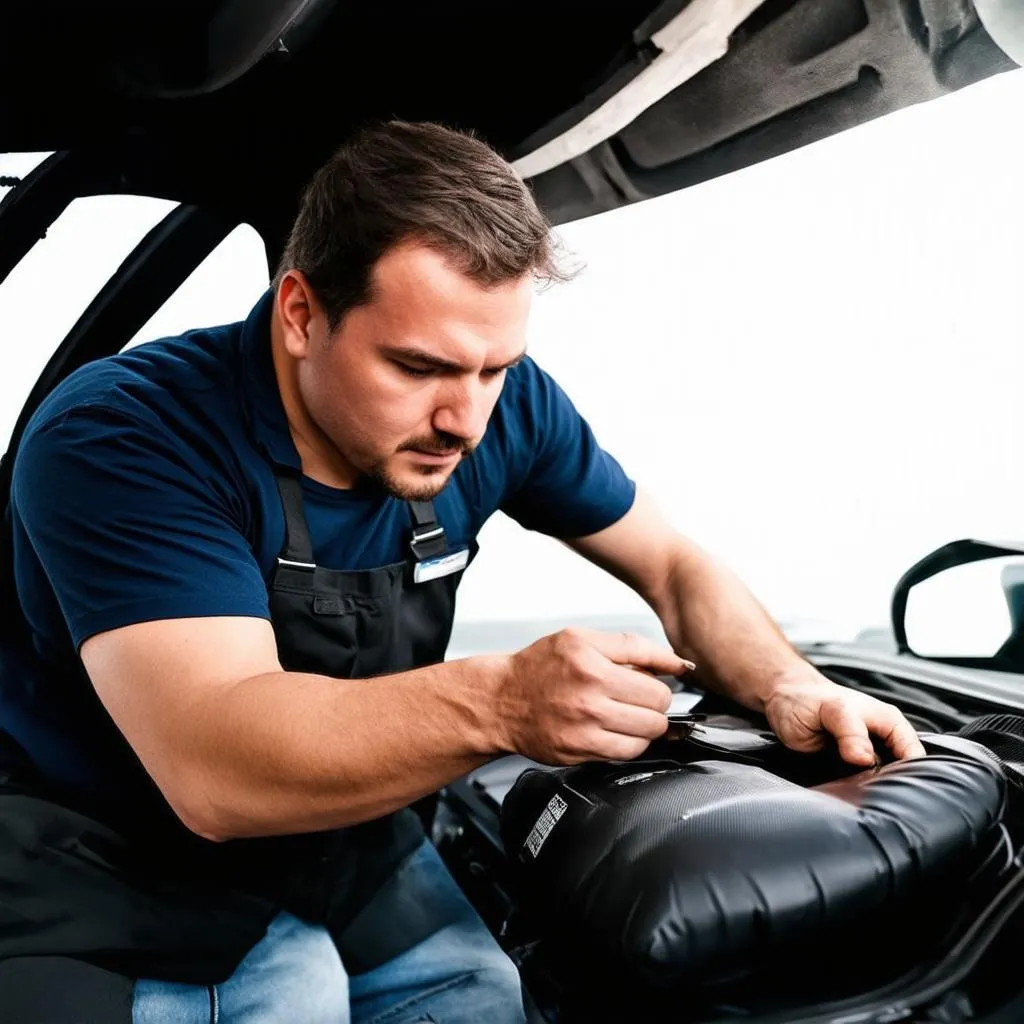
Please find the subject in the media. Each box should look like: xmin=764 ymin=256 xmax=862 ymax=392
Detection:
xmin=238 ymin=288 xmax=302 ymax=472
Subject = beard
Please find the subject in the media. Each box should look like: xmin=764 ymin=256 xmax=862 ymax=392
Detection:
xmin=366 ymin=431 xmax=475 ymax=502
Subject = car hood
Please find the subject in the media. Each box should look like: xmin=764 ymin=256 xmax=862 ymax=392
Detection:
xmin=1 ymin=0 xmax=1020 ymax=227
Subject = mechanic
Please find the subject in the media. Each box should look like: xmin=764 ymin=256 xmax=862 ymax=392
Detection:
xmin=0 ymin=121 xmax=925 ymax=1024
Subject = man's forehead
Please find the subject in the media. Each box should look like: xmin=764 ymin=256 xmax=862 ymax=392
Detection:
xmin=370 ymin=242 xmax=534 ymax=313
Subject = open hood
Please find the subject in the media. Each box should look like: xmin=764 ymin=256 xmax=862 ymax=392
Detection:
xmin=1 ymin=0 xmax=1020 ymax=227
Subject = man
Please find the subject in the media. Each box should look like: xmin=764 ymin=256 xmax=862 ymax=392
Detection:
xmin=0 ymin=120 xmax=924 ymax=1023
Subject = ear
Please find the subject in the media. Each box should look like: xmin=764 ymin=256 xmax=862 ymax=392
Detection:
xmin=275 ymin=270 xmax=325 ymax=359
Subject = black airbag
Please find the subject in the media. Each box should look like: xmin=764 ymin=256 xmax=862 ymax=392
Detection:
xmin=500 ymin=754 xmax=1006 ymax=986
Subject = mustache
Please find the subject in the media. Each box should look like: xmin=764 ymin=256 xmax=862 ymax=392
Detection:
xmin=398 ymin=433 xmax=475 ymax=456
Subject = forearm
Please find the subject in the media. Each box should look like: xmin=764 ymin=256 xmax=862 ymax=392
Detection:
xmin=652 ymin=542 xmax=804 ymax=711
xmin=176 ymin=655 xmax=506 ymax=841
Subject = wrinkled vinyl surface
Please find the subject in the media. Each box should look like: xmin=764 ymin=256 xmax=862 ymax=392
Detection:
xmin=500 ymin=755 xmax=1006 ymax=986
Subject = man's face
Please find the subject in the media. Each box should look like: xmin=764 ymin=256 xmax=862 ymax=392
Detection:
xmin=280 ymin=244 xmax=532 ymax=501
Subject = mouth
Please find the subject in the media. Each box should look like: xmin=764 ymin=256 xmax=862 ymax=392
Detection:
xmin=406 ymin=449 xmax=462 ymax=466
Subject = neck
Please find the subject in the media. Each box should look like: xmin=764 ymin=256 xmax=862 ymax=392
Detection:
xmin=269 ymin=310 xmax=359 ymax=489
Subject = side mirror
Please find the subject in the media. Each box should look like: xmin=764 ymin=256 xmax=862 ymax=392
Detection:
xmin=891 ymin=539 xmax=1024 ymax=671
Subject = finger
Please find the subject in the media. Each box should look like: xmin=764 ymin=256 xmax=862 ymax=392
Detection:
xmin=818 ymin=697 xmax=877 ymax=766
xmin=592 ymin=697 xmax=671 ymax=740
xmin=603 ymin=665 xmax=675 ymax=713
xmin=579 ymin=728 xmax=653 ymax=763
xmin=863 ymin=702 xmax=927 ymax=760
xmin=576 ymin=629 xmax=693 ymax=675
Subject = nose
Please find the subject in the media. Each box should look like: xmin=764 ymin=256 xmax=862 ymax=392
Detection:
xmin=432 ymin=377 xmax=489 ymax=443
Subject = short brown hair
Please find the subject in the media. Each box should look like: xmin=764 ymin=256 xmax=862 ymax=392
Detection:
xmin=275 ymin=120 xmax=574 ymax=329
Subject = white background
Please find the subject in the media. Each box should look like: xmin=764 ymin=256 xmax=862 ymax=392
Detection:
xmin=2 ymin=67 xmax=1023 ymax=646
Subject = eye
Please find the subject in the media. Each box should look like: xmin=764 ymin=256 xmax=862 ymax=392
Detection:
xmin=482 ymin=367 xmax=507 ymax=381
xmin=396 ymin=362 xmax=434 ymax=379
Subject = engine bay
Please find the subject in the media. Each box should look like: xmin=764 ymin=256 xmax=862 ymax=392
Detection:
xmin=433 ymin=667 xmax=1024 ymax=1023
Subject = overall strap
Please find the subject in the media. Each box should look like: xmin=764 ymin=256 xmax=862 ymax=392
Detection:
xmin=273 ymin=473 xmax=316 ymax=568
xmin=275 ymin=474 xmax=448 ymax=566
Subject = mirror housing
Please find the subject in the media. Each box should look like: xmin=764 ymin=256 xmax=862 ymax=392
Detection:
xmin=891 ymin=539 xmax=1024 ymax=671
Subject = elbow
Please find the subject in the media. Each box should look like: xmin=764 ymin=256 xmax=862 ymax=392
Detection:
xmin=172 ymin=795 xmax=234 ymax=844
xmin=182 ymin=808 xmax=233 ymax=842
xmin=161 ymin=772 xmax=245 ymax=844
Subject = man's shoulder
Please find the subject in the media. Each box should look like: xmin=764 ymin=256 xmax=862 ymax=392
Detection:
xmin=494 ymin=354 xmax=586 ymax=441
xmin=26 ymin=320 xmax=244 ymax=439
xmin=466 ymin=355 xmax=588 ymax=501
xmin=502 ymin=353 xmax=549 ymax=393
xmin=494 ymin=355 xmax=561 ymax=424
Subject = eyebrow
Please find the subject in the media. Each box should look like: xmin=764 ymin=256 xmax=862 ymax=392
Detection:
xmin=382 ymin=345 xmax=527 ymax=373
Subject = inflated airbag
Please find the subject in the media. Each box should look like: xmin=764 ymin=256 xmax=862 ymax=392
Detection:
xmin=500 ymin=754 xmax=1005 ymax=986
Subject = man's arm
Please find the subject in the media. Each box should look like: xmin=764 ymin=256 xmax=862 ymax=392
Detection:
xmin=81 ymin=616 xmax=498 ymax=841
xmin=81 ymin=615 xmax=686 ymax=842
xmin=17 ymin=398 xmax=687 ymax=844
xmin=566 ymin=489 xmax=926 ymax=764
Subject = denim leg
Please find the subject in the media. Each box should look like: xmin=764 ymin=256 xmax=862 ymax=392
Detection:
xmin=348 ymin=843 xmax=524 ymax=1024
xmin=133 ymin=911 xmax=349 ymax=1024
xmin=133 ymin=975 xmax=219 ymax=1024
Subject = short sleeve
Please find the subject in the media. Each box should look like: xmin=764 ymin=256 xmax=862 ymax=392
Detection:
xmin=11 ymin=403 xmax=271 ymax=650
xmin=499 ymin=360 xmax=636 ymax=538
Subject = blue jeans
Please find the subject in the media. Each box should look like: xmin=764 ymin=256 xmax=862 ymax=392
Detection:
xmin=132 ymin=841 xmax=525 ymax=1024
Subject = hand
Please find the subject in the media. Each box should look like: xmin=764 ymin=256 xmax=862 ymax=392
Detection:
xmin=763 ymin=664 xmax=927 ymax=765
xmin=494 ymin=628 xmax=694 ymax=765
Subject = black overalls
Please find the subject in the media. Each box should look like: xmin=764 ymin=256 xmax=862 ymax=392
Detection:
xmin=0 ymin=467 xmax=474 ymax=1018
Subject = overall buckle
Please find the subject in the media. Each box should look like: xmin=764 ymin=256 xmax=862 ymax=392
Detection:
xmin=410 ymin=524 xmax=448 ymax=562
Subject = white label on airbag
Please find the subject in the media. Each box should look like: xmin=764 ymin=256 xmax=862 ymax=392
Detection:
xmin=525 ymin=793 xmax=568 ymax=858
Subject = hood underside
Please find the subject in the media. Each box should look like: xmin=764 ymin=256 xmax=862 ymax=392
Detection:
xmin=0 ymin=0 xmax=1019 ymax=231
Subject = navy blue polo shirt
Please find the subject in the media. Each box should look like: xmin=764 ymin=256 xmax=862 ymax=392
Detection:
xmin=2 ymin=290 xmax=635 ymax=813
